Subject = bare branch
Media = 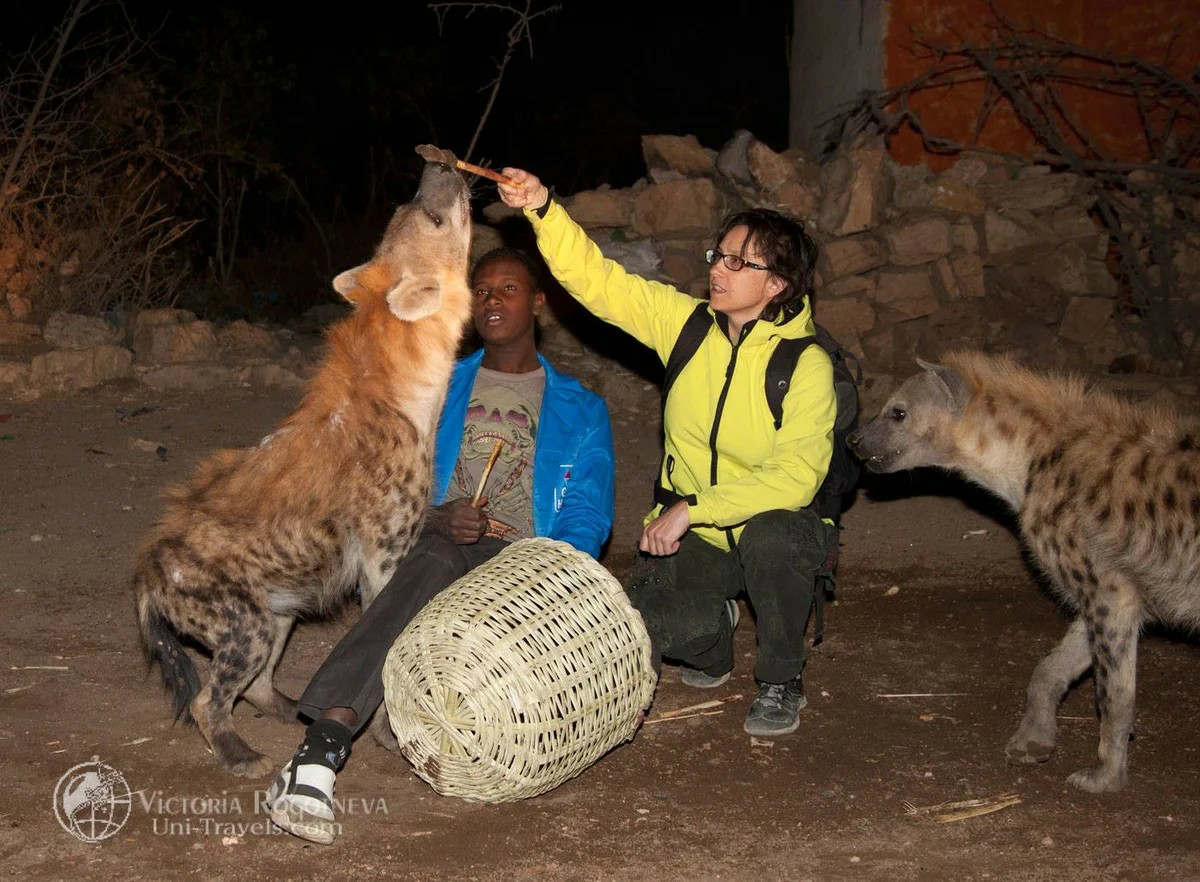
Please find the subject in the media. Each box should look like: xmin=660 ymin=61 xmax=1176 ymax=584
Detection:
xmin=428 ymin=1 xmax=561 ymax=162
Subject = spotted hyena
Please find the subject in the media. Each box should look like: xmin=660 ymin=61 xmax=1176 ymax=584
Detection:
xmin=848 ymin=352 xmax=1200 ymax=792
xmin=133 ymin=156 xmax=472 ymax=777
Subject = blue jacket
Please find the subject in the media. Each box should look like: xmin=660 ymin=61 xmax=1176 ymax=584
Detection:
xmin=433 ymin=350 xmax=615 ymax=559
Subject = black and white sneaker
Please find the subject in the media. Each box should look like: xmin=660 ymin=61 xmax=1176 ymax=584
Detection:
xmin=267 ymin=759 xmax=339 ymax=845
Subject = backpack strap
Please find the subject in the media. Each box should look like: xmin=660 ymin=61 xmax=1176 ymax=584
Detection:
xmin=654 ymin=302 xmax=712 ymax=509
xmin=661 ymin=301 xmax=712 ymax=407
xmin=764 ymin=335 xmax=816 ymax=430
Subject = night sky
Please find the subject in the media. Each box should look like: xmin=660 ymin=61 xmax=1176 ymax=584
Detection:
xmin=136 ymin=0 xmax=794 ymax=198
xmin=6 ymin=1 xmax=795 ymax=311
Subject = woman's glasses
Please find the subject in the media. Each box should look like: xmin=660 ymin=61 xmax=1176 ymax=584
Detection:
xmin=704 ymin=248 xmax=771 ymax=272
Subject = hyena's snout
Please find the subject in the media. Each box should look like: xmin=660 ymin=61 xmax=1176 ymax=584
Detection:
xmin=846 ymin=417 xmax=906 ymax=473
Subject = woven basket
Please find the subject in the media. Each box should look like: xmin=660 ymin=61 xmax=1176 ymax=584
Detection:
xmin=382 ymin=537 xmax=657 ymax=803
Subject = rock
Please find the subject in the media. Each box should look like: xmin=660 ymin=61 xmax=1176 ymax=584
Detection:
xmin=469 ymin=224 xmax=505 ymax=264
xmin=860 ymin=318 xmax=925 ymax=373
xmin=0 ymin=322 xmax=42 ymax=345
xmin=136 ymin=363 xmax=239 ymax=391
xmin=243 ymin=363 xmax=305 ymax=389
xmin=941 ymin=155 xmax=990 ymax=186
xmin=952 ymin=219 xmax=979 ymax=252
xmin=1049 ymin=205 xmax=1105 ymax=256
xmin=881 ymin=215 xmax=953 ymax=266
xmin=594 ymin=235 xmax=668 ymax=282
xmin=564 ymin=187 xmax=634 ymax=228
xmin=218 ymin=320 xmax=281 ymax=360
xmin=822 ymin=274 xmax=877 ymax=297
xmin=747 ymin=142 xmax=821 ymax=218
xmin=716 ymin=129 xmax=756 ymax=184
xmin=874 ymin=267 xmax=939 ymax=319
xmin=0 ymin=360 xmax=31 ymax=395
xmin=132 ymin=308 xmax=196 ymax=332
xmin=659 ymin=245 xmax=705 ymax=288
xmin=928 ymin=176 xmax=986 ymax=215
xmin=890 ymin=162 xmax=933 ymax=211
xmin=815 ymin=295 xmax=876 ymax=339
xmin=818 ymin=234 xmax=885 ymax=281
xmin=818 ymin=136 xmax=890 ymax=236
xmin=29 ymin=345 xmax=133 ymax=392
xmin=633 ymin=179 xmax=725 ymax=237
xmin=984 ymin=170 xmax=1082 ymax=212
xmin=642 ymin=134 xmax=716 ymax=177
xmin=43 ymin=312 xmax=124 ymax=350
xmin=481 ymin=200 xmax=523 ymax=223
xmin=6 ymin=290 xmax=33 ymax=320
xmin=1058 ymin=296 xmax=1114 ymax=344
xmin=916 ymin=302 xmax=991 ymax=361
xmin=133 ymin=320 xmax=219 ymax=365
xmin=982 ymin=209 xmax=1051 ymax=262
xmin=950 ymin=252 xmax=986 ymax=299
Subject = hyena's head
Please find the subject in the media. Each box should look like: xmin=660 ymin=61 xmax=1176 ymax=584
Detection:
xmin=848 ymin=358 xmax=972 ymax=473
xmin=331 ymin=156 xmax=472 ymax=323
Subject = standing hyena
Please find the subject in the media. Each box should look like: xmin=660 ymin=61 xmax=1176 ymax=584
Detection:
xmin=848 ymin=352 xmax=1200 ymax=792
xmin=133 ymin=154 xmax=472 ymax=777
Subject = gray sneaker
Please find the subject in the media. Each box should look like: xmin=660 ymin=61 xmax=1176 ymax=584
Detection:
xmin=679 ymin=600 xmax=740 ymax=688
xmin=743 ymin=676 xmax=807 ymax=736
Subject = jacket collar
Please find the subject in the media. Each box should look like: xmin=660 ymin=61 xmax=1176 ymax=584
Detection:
xmin=709 ymin=297 xmax=815 ymax=346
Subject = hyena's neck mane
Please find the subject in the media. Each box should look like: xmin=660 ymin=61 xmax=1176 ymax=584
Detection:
xmin=944 ymin=351 xmax=1100 ymax=509
xmin=290 ymin=295 xmax=464 ymax=441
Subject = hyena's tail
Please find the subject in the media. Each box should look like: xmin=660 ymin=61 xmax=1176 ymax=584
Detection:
xmin=135 ymin=582 xmax=201 ymax=725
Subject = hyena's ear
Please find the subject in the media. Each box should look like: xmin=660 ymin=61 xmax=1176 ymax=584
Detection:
xmin=332 ymin=264 xmax=368 ymax=306
xmin=384 ymin=273 xmax=443 ymax=322
xmin=916 ymin=358 xmax=971 ymax=413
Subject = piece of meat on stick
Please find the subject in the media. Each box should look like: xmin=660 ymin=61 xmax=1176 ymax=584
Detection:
xmin=415 ymin=144 xmax=515 ymax=186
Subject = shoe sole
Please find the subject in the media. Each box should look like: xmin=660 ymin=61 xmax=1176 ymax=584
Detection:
xmin=680 ymin=669 xmax=731 ymax=689
xmin=743 ymin=694 xmax=808 ymax=737
xmin=269 ymin=802 xmax=338 ymax=845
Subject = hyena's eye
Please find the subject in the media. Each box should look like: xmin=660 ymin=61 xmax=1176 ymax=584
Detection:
xmin=424 ymin=209 xmax=443 ymax=227
xmin=889 ymin=406 xmax=907 ymax=422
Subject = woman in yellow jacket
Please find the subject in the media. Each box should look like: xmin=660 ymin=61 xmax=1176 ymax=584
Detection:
xmin=499 ymin=169 xmax=835 ymax=737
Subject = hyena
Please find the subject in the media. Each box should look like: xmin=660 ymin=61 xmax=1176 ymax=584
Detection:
xmin=134 ymin=156 xmax=472 ymax=777
xmin=848 ymin=351 xmax=1200 ymax=792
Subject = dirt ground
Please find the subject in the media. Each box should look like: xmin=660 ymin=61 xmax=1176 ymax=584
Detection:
xmin=2 ymin=355 xmax=1199 ymax=881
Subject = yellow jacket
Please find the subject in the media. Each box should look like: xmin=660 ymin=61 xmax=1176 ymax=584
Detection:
xmin=529 ymin=200 xmax=835 ymax=550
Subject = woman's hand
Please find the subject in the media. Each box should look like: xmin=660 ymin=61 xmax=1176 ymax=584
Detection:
xmin=498 ymin=168 xmax=549 ymax=211
xmin=639 ymin=501 xmax=691 ymax=556
xmin=435 ymin=497 xmax=488 ymax=545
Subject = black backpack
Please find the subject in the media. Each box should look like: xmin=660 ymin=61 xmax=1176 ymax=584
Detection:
xmin=660 ymin=301 xmax=862 ymax=522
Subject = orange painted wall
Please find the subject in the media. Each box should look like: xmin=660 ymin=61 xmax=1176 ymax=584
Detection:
xmin=884 ymin=0 xmax=1200 ymax=167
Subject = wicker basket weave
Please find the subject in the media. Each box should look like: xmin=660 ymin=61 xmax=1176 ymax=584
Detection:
xmin=382 ymin=537 xmax=657 ymax=803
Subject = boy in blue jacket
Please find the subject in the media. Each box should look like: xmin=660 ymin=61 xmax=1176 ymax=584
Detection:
xmin=268 ymin=247 xmax=615 ymax=844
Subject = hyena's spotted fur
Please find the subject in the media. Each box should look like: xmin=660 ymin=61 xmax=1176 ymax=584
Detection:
xmin=133 ymin=160 xmax=472 ymax=777
xmin=849 ymin=351 xmax=1200 ymax=792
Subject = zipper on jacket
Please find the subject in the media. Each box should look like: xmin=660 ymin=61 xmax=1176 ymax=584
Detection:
xmin=708 ymin=323 xmax=753 ymax=551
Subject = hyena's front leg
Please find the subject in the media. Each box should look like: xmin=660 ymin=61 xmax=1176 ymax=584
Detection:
xmin=1007 ymin=616 xmax=1091 ymax=765
xmin=1067 ymin=585 xmax=1140 ymax=793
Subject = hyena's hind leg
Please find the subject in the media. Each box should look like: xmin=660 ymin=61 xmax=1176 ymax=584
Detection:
xmin=190 ymin=599 xmax=278 ymax=778
xmin=1067 ymin=578 xmax=1141 ymax=793
xmin=241 ymin=613 xmax=299 ymax=723
xmin=1007 ymin=616 xmax=1091 ymax=765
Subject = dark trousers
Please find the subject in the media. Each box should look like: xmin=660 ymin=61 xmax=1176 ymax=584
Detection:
xmin=297 ymin=526 xmax=509 ymax=735
xmin=627 ymin=508 xmax=829 ymax=685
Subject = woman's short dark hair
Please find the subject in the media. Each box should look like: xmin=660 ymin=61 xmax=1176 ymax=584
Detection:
xmin=713 ymin=208 xmax=818 ymax=324
xmin=471 ymin=247 xmax=545 ymax=291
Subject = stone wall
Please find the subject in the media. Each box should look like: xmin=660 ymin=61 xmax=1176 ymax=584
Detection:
xmin=482 ymin=132 xmax=1189 ymax=413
